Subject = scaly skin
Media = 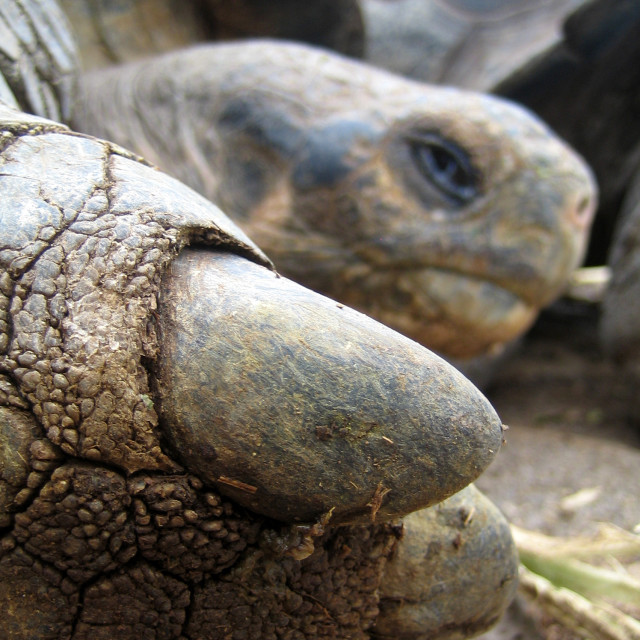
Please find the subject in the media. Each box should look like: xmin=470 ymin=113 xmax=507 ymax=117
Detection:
xmin=373 ymin=485 xmax=518 ymax=640
xmin=72 ymin=40 xmax=597 ymax=362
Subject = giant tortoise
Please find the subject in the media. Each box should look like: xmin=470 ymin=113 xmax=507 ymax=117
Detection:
xmin=60 ymin=4 xmax=597 ymax=375
xmin=0 ymin=2 xmax=517 ymax=639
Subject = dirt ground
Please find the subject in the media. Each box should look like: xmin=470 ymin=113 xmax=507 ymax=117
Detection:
xmin=470 ymin=299 xmax=640 ymax=639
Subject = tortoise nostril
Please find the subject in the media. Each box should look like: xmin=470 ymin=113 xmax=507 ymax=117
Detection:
xmin=572 ymin=194 xmax=595 ymax=229
xmin=577 ymin=196 xmax=590 ymax=216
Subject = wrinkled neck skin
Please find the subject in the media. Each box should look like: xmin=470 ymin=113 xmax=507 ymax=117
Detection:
xmin=73 ymin=40 xmax=597 ymax=361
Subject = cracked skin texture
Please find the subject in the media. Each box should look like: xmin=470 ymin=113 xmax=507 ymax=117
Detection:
xmin=0 ymin=110 xmax=266 ymax=474
xmin=0 ymin=102 xmax=515 ymax=638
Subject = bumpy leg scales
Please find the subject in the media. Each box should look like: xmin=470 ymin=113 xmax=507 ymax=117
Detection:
xmin=187 ymin=524 xmax=400 ymax=640
xmin=128 ymin=473 xmax=262 ymax=582
xmin=11 ymin=463 xmax=136 ymax=583
xmin=72 ymin=561 xmax=190 ymax=640
xmin=0 ymin=546 xmax=78 ymax=640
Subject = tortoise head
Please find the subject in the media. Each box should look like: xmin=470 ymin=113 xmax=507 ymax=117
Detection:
xmin=228 ymin=81 xmax=596 ymax=360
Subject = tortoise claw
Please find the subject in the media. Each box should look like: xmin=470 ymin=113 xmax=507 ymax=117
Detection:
xmin=154 ymin=248 xmax=503 ymax=524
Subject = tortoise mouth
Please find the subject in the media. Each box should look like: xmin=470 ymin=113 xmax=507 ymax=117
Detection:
xmin=402 ymin=267 xmax=539 ymax=359
xmin=420 ymin=266 xmax=533 ymax=308
xmin=345 ymin=266 xmax=538 ymax=360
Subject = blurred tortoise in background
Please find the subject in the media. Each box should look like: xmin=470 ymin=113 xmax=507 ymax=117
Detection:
xmin=60 ymin=0 xmax=597 ymax=376
xmin=58 ymin=0 xmax=365 ymax=69
xmin=600 ymin=163 xmax=640 ymax=420
xmin=361 ymin=0 xmax=589 ymax=93
xmin=0 ymin=2 xmax=517 ymax=638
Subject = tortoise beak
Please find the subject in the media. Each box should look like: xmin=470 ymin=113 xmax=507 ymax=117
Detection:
xmin=153 ymin=249 xmax=504 ymax=524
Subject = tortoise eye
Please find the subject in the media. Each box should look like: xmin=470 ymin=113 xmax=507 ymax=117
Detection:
xmin=409 ymin=134 xmax=479 ymax=204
